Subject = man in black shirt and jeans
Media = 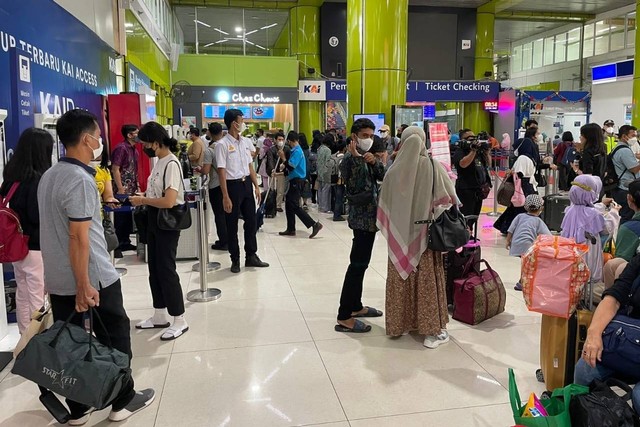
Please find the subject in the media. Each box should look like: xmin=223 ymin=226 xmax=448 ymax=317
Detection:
xmin=453 ymin=129 xmax=491 ymax=228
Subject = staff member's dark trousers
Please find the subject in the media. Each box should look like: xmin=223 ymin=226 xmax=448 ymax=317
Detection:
xmin=147 ymin=207 xmax=184 ymax=316
xmin=337 ymin=229 xmax=376 ymax=321
xmin=114 ymin=211 xmax=133 ymax=248
xmin=49 ymin=280 xmax=135 ymax=417
xmin=285 ymin=178 xmax=316 ymax=231
xmin=209 ymin=186 xmax=228 ymax=245
xmin=456 ymin=186 xmax=483 ymax=229
xmin=225 ymin=179 xmax=258 ymax=262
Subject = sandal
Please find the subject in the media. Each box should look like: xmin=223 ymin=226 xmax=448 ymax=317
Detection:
xmin=352 ymin=306 xmax=383 ymax=318
xmin=160 ymin=325 xmax=189 ymax=341
xmin=135 ymin=318 xmax=171 ymax=330
xmin=334 ymin=319 xmax=372 ymax=333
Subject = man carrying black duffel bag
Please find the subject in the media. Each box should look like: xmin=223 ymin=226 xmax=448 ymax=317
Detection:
xmin=31 ymin=109 xmax=155 ymax=425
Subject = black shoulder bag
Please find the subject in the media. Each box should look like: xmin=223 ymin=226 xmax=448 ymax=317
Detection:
xmin=158 ymin=160 xmax=192 ymax=231
xmin=345 ymin=159 xmax=375 ymax=207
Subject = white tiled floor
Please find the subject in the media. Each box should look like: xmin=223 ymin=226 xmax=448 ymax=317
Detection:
xmin=0 ymin=205 xmax=547 ymax=426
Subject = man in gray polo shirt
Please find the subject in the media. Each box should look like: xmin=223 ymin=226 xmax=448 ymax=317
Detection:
xmin=38 ymin=109 xmax=154 ymax=425
xmin=611 ymin=125 xmax=640 ymax=223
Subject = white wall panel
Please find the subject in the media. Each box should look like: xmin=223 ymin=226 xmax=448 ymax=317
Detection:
xmin=53 ymin=0 xmax=117 ymax=50
xmin=591 ymin=79 xmax=632 ymax=128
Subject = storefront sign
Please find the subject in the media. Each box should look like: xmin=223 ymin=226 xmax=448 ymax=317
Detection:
xmin=128 ymin=63 xmax=151 ymax=94
xmin=301 ymin=80 xmax=501 ymax=103
xmin=0 ymin=0 xmax=118 ymax=150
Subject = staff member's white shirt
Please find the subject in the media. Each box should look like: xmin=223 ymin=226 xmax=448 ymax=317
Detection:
xmin=146 ymin=153 xmax=185 ymax=205
xmin=215 ymin=134 xmax=254 ymax=179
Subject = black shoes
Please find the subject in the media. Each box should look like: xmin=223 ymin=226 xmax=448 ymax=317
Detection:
xmin=309 ymin=222 xmax=323 ymax=239
xmin=279 ymin=230 xmax=296 ymax=236
xmin=230 ymin=261 xmax=241 ymax=273
xmin=245 ymin=255 xmax=269 ymax=268
xmin=211 ymin=241 xmax=228 ymax=251
xmin=333 ymin=216 xmax=346 ymax=222
xmin=114 ymin=249 xmax=123 ymax=258
xmin=276 ymin=208 xmax=283 ymax=212
xmin=119 ymin=244 xmax=137 ymax=252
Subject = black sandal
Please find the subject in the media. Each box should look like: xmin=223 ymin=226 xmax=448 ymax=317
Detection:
xmin=353 ymin=306 xmax=383 ymax=318
xmin=334 ymin=319 xmax=372 ymax=333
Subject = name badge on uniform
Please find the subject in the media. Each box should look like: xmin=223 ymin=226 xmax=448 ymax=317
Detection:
xmin=228 ymin=145 xmax=236 ymax=153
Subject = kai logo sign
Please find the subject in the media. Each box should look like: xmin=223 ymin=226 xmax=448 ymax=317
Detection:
xmin=299 ymin=80 xmax=326 ymax=101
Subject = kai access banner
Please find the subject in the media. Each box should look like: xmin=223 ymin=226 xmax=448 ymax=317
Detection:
xmin=0 ymin=0 xmax=118 ymax=155
xmin=428 ymin=122 xmax=451 ymax=168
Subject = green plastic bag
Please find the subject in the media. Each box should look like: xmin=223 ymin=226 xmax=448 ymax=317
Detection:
xmin=509 ymin=368 xmax=588 ymax=427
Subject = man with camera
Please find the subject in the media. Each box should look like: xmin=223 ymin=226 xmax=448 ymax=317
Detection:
xmin=453 ymin=129 xmax=491 ymax=226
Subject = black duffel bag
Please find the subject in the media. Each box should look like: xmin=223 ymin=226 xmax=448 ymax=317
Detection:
xmin=569 ymin=378 xmax=640 ymax=427
xmin=12 ymin=308 xmax=132 ymax=424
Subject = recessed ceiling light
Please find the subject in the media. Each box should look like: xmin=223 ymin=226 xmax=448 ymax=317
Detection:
xmin=235 ymin=26 xmax=243 ymax=33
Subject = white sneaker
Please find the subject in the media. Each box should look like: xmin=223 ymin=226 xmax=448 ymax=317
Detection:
xmin=109 ymin=389 xmax=155 ymax=422
xmin=68 ymin=408 xmax=95 ymax=426
xmin=423 ymin=330 xmax=450 ymax=349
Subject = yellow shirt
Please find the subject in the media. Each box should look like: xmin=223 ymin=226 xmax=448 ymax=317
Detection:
xmin=95 ymin=166 xmax=112 ymax=196
xmin=605 ymin=136 xmax=617 ymax=154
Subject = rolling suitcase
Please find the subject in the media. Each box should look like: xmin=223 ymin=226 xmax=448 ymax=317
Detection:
xmin=445 ymin=215 xmax=481 ymax=306
xmin=537 ymin=232 xmax=597 ymax=394
xmin=542 ymin=194 xmax=570 ymax=232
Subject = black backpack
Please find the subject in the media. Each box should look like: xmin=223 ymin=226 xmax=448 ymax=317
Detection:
xmin=570 ymin=378 xmax=640 ymax=427
xmin=603 ymin=145 xmax=631 ymax=193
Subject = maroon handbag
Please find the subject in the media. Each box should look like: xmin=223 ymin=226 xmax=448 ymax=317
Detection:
xmin=452 ymin=260 xmax=506 ymax=325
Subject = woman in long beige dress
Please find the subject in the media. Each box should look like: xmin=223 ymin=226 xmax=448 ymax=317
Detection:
xmin=377 ymin=126 xmax=458 ymax=349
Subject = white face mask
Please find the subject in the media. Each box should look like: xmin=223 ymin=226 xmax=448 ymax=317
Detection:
xmin=380 ymin=131 xmax=388 ymax=137
xmin=628 ymin=137 xmax=638 ymax=146
xmin=536 ymin=134 xmax=544 ymax=144
xmin=276 ymin=140 xmax=284 ymax=148
xmin=357 ymin=137 xmax=374 ymax=152
xmin=87 ymin=134 xmax=103 ymax=160
xmin=236 ymin=122 xmax=247 ymax=133
xmin=89 ymin=160 xmax=100 ymax=169
xmin=606 ymin=127 xmax=615 ymax=134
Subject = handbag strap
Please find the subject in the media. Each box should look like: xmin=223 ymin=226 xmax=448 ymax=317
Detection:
xmin=1 ymin=182 xmax=20 ymax=208
xmin=162 ymin=159 xmax=185 ymax=198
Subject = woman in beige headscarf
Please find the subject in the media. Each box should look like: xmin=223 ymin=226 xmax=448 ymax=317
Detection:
xmin=377 ymin=126 xmax=458 ymax=348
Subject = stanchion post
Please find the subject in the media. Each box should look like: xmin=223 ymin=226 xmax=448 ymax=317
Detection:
xmin=187 ymin=175 xmax=221 ymax=303
xmin=486 ymin=165 xmax=501 ymax=217
xmin=192 ymin=175 xmax=221 ymax=272
xmin=108 ymin=209 xmax=127 ymax=277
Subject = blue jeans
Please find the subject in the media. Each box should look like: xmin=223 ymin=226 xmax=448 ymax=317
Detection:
xmin=574 ymin=359 xmax=640 ymax=413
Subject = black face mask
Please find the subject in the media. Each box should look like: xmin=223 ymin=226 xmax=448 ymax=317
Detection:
xmin=143 ymin=147 xmax=157 ymax=158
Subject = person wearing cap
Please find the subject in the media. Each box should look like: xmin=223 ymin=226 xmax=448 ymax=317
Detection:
xmin=216 ymin=109 xmax=269 ymax=274
xmin=603 ymin=120 xmax=617 ymax=154
xmin=379 ymin=124 xmax=399 ymax=167
xmin=610 ymin=125 xmax=640 ymax=223
xmin=506 ymin=194 xmax=551 ymax=291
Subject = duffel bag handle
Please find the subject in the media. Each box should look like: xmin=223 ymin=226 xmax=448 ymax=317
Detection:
xmin=603 ymin=378 xmax=634 ymax=402
xmin=49 ymin=307 xmax=113 ymax=356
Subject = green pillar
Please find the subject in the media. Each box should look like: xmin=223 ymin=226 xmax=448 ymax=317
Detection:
xmin=346 ymin=0 xmax=408 ymax=128
xmin=463 ymin=2 xmax=495 ymax=133
xmin=290 ymin=4 xmax=324 ymax=137
xmin=633 ymin=0 xmax=640 ymax=126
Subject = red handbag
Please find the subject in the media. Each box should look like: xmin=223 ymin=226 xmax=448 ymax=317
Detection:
xmin=452 ymin=260 xmax=506 ymax=325
xmin=0 ymin=182 xmax=29 ymax=263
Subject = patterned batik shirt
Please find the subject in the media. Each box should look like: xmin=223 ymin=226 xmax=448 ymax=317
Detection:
xmin=340 ymin=153 xmax=386 ymax=232
xmin=111 ymin=141 xmax=139 ymax=194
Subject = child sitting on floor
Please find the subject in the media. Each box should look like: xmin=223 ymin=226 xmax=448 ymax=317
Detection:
xmin=506 ymin=194 xmax=552 ymax=291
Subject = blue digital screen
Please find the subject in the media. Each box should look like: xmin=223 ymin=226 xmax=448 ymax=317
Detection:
xmin=252 ymin=106 xmax=275 ymax=120
xmin=229 ymin=105 xmax=252 ymax=118
xmin=592 ymin=63 xmax=616 ymax=81
xmin=354 ymin=114 xmax=385 ymax=132
xmin=617 ymin=60 xmax=634 ymax=78
xmin=203 ymin=105 xmax=227 ymax=119
xmin=423 ymin=104 xmax=436 ymax=120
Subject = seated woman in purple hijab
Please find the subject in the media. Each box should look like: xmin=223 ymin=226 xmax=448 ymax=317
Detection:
xmin=561 ymin=174 xmax=607 ymax=283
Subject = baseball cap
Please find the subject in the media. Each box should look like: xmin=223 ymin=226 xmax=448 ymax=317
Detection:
xmin=604 ymin=119 xmax=615 ymax=126
xmin=379 ymin=124 xmax=390 ymax=132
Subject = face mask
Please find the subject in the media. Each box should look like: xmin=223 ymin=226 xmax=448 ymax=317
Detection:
xmin=628 ymin=137 xmax=638 ymax=146
xmin=276 ymin=141 xmax=284 ymax=148
xmin=536 ymin=135 xmax=543 ymax=144
xmin=89 ymin=160 xmax=100 ymax=169
xmin=606 ymin=127 xmax=615 ymax=134
xmin=357 ymin=137 xmax=374 ymax=152
xmin=380 ymin=131 xmax=388 ymax=138
xmin=87 ymin=134 xmax=103 ymax=160
xmin=143 ymin=146 xmax=157 ymax=158
xmin=236 ymin=122 xmax=247 ymax=133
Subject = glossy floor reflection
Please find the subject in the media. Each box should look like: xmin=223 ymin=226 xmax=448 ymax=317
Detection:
xmin=0 ymin=204 xmax=545 ymax=426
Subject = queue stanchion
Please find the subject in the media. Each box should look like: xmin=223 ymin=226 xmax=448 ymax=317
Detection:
xmin=187 ymin=175 xmax=221 ymax=303
xmin=191 ymin=175 xmax=221 ymax=273
xmin=106 ymin=206 xmax=128 ymax=277
xmin=487 ymin=167 xmax=501 ymax=217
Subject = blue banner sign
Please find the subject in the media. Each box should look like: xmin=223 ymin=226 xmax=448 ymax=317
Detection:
xmin=128 ymin=63 xmax=151 ymax=94
xmin=0 ymin=0 xmax=118 ymax=153
xmin=319 ymin=80 xmax=500 ymax=103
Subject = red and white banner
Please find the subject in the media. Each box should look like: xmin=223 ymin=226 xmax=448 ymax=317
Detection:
xmin=428 ymin=122 xmax=451 ymax=167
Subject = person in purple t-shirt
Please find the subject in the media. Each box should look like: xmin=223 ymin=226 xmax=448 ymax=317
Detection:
xmin=111 ymin=124 xmax=140 ymax=257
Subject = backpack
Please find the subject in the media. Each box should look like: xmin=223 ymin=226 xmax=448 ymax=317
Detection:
xmin=603 ymin=145 xmax=631 ymax=193
xmin=0 ymin=182 xmax=29 ymax=262
xmin=561 ymin=146 xmax=580 ymax=167
xmin=329 ymin=155 xmax=340 ymax=184
xmin=308 ymin=151 xmax=318 ymax=175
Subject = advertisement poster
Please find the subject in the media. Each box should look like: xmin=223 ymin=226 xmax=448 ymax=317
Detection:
xmin=181 ymin=116 xmax=197 ymax=129
xmin=428 ymin=122 xmax=451 ymax=168
xmin=326 ymin=101 xmax=347 ymax=132
xmin=0 ymin=0 xmax=118 ymax=158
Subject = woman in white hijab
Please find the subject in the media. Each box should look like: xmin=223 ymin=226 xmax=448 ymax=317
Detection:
xmin=377 ymin=126 xmax=458 ymax=348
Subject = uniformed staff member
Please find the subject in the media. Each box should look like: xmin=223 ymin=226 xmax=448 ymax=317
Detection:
xmin=216 ymin=109 xmax=269 ymax=273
